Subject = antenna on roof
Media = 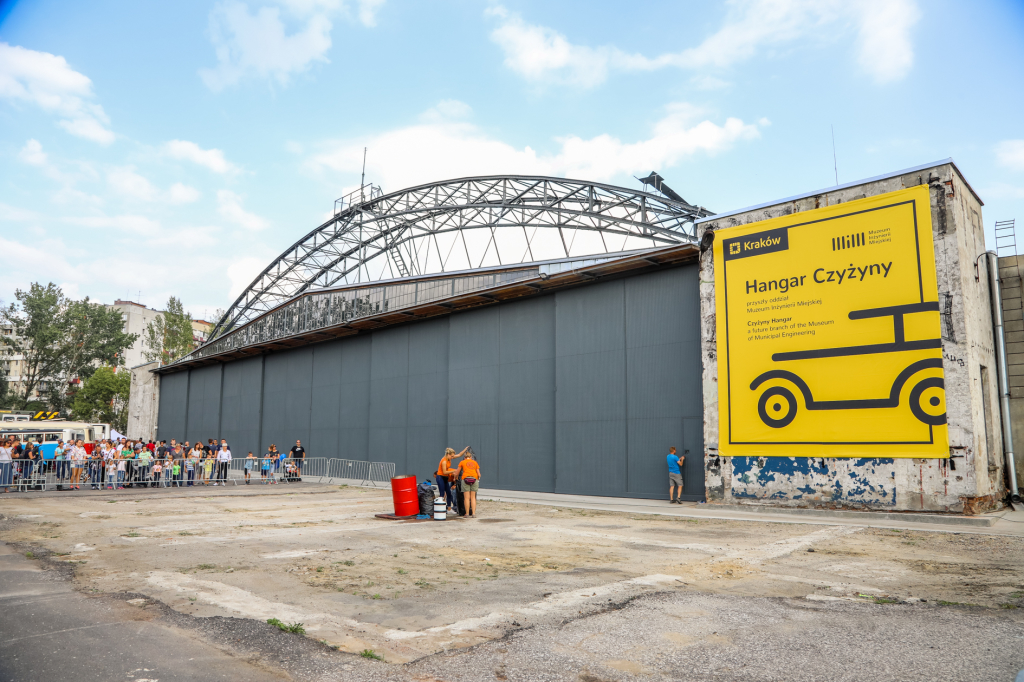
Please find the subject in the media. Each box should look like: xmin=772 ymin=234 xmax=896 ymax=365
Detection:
xmin=831 ymin=125 xmax=838 ymax=186
xmin=360 ymin=147 xmax=367 ymax=203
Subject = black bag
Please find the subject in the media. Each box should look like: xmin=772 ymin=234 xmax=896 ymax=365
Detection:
xmin=455 ymin=485 xmax=467 ymax=516
xmin=417 ymin=482 xmax=434 ymax=516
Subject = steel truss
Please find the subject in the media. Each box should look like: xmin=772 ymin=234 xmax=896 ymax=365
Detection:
xmin=212 ymin=175 xmax=710 ymax=337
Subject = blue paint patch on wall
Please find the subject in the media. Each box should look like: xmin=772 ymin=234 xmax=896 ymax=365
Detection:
xmin=730 ymin=457 xmax=897 ymax=506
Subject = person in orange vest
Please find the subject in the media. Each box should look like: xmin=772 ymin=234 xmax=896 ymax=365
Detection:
xmin=436 ymin=447 xmax=468 ymax=512
xmin=457 ymin=450 xmax=482 ymax=517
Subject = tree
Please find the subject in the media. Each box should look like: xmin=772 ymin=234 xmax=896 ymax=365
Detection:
xmin=0 ymin=358 xmax=9 ymax=408
xmin=0 ymin=283 xmax=138 ymax=413
xmin=72 ymin=366 xmax=130 ymax=433
xmin=143 ymin=297 xmax=196 ymax=365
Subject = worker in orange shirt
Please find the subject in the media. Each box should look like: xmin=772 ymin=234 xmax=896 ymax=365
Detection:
xmin=457 ymin=449 xmax=481 ymax=517
xmin=435 ymin=447 xmax=467 ymax=512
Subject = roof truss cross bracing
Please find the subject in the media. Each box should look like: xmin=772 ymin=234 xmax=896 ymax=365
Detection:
xmin=212 ymin=175 xmax=710 ymax=337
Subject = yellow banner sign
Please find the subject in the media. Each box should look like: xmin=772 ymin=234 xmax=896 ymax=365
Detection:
xmin=714 ymin=186 xmax=947 ymax=457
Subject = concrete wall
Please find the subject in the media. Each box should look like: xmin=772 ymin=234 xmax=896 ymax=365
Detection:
xmin=127 ymin=361 xmax=160 ymax=441
xmin=156 ymin=266 xmax=706 ymax=499
xmin=997 ymin=254 xmax=1024 ymax=491
xmin=699 ymin=161 xmax=1007 ymax=513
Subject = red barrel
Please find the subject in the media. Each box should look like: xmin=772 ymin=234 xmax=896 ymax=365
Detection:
xmin=390 ymin=475 xmax=419 ymax=516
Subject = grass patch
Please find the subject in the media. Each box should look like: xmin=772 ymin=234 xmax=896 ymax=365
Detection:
xmin=123 ymin=531 xmax=142 ymax=538
xmin=179 ymin=531 xmax=196 ymax=536
xmin=267 ymin=618 xmax=305 ymax=634
xmin=197 ymin=563 xmax=215 ymax=570
xmin=371 ymin=593 xmax=382 ymax=600
xmin=1000 ymin=603 xmax=1018 ymax=609
xmin=189 ymin=596 xmax=197 ymax=602
xmin=343 ymin=560 xmax=355 ymax=566
xmin=360 ymin=649 xmax=383 ymax=661
xmin=415 ymin=579 xmax=430 ymax=587
xmin=24 ymin=551 xmax=35 ymax=559
xmin=317 ymin=566 xmax=324 ymax=573
xmin=873 ymin=597 xmax=900 ymax=604
xmin=397 ymin=568 xmax=407 ymax=575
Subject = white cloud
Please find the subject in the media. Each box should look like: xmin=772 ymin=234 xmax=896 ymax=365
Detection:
xmin=217 ymin=190 xmax=269 ymax=230
xmin=227 ymin=256 xmax=268 ymax=298
xmin=67 ymin=214 xmax=163 ymax=237
xmin=107 ymin=166 xmax=158 ymax=202
xmin=996 ymin=140 xmax=1024 ymax=172
xmin=163 ymin=139 xmax=239 ymax=174
xmin=487 ymin=0 xmax=920 ymax=87
xmin=0 ymin=203 xmax=39 ymax=221
xmin=200 ymin=1 xmax=334 ymax=91
xmin=0 ymin=42 xmax=115 ymax=143
xmin=308 ymin=100 xmax=762 ymax=190
xmin=199 ymin=0 xmax=385 ymax=90
xmin=168 ymin=183 xmax=201 ymax=204
xmin=107 ymin=167 xmax=202 ymax=204
xmin=18 ymin=138 xmax=47 ymax=166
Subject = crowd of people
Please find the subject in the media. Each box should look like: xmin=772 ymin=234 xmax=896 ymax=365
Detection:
xmin=0 ymin=436 xmax=310 ymax=493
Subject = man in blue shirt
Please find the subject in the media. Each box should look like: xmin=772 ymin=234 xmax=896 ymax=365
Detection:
xmin=667 ymin=447 xmax=685 ymax=504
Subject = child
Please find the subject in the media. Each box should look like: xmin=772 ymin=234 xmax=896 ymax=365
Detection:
xmin=261 ymin=455 xmax=271 ymax=483
xmin=284 ymin=460 xmax=297 ymax=483
xmin=171 ymin=459 xmax=181 ymax=487
xmin=185 ymin=456 xmax=195 ymax=486
xmin=203 ymin=456 xmax=214 ymax=485
xmin=244 ymin=452 xmax=255 ymax=484
xmin=105 ymin=459 xmax=116 ymax=489
xmin=116 ymin=457 xmax=126 ymax=489
xmin=152 ymin=460 xmax=162 ymax=488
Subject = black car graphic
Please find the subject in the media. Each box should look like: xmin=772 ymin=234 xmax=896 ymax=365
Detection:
xmin=749 ymin=302 xmax=945 ymax=428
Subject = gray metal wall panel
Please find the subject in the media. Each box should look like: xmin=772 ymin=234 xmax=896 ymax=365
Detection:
xmin=407 ymin=319 xmax=449 ymax=478
xmin=338 ymin=336 xmax=371 ymax=461
xmin=157 ymin=264 xmax=704 ymax=499
xmin=185 ymin=364 xmax=222 ymax=445
xmin=156 ymin=371 xmax=188 ymax=443
xmin=448 ymin=308 xmax=499 ymax=479
xmin=220 ymin=356 xmax=262 ymax=458
xmin=261 ymin=348 xmax=312 ymax=455
xmin=555 ymin=281 xmax=628 ymax=496
xmin=497 ymin=297 xmax=555 ymax=491
xmin=310 ymin=341 xmax=344 ymax=459
xmin=369 ymin=328 xmax=409 ymax=471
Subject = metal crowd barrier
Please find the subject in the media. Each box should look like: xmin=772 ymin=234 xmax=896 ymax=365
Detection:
xmin=0 ymin=456 xmax=396 ymax=492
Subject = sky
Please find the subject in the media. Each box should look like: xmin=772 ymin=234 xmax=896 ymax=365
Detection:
xmin=1 ymin=0 xmax=1022 ymax=321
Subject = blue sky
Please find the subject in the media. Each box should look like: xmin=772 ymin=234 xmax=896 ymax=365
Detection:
xmin=1 ymin=0 xmax=1022 ymax=320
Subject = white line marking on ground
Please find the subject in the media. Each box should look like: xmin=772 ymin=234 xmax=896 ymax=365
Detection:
xmin=509 ymin=525 xmax=720 ymax=553
xmin=384 ymin=574 xmax=685 ymax=639
xmin=720 ymin=526 xmax=860 ymax=565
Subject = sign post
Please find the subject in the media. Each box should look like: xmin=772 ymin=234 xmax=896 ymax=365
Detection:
xmin=714 ymin=186 xmax=948 ymax=458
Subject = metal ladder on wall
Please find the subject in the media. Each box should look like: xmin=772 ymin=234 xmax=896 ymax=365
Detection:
xmin=996 ymin=219 xmax=1019 ymax=280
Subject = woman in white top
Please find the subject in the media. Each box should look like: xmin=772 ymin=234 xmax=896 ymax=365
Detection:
xmin=70 ymin=440 xmax=86 ymax=490
xmin=0 ymin=439 xmax=12 ymax=492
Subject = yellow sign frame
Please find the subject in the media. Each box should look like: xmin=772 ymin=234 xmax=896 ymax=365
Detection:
xmin=714 ymin=186 xmax=948 ymax=458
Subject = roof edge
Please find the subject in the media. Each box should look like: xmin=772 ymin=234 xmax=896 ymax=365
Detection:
xmin=696 ymin=158 xmax=982 ymax=225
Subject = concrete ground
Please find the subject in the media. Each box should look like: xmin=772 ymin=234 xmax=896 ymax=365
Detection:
xmin=1 ymin=483 xmax=1023 ymax=681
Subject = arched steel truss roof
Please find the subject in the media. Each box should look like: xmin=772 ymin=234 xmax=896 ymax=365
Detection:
xmin=212 ymin=175 xmax=711 ymax=337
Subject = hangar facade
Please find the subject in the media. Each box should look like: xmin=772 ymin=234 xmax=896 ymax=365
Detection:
xmin=154 ymin=176 xmax=710 ymax=500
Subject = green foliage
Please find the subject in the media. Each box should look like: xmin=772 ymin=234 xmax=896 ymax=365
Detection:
xmin=360 ymin=649 xmax=383 ymax=661
xmin=72 ymin=366 xmax=130 ymax=433
xmin=143 ymin=296 xmax=196 ymax=365
xmin=0 ymin=283 xmax=136 ymax=412
xmin=267 ymin=618 xmax=306 ymax=634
